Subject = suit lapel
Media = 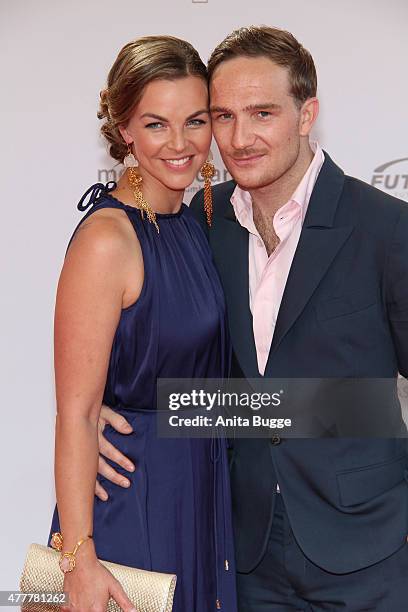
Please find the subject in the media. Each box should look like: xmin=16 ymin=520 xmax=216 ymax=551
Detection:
xmin=210 ymin=207 xmax=260 ymax=379
xmin=264 ymin=153 xmax=354 ymax=375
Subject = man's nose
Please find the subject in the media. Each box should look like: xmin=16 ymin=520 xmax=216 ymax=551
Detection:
xmin=231 ymin=118 xmax=255 ymax=150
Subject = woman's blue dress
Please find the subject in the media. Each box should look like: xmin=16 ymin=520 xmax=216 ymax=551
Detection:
xmin=47 ymin=183 xmax=237 ymax=611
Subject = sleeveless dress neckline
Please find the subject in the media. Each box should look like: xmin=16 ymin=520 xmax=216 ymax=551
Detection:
xmin=103 ymin=192 xmax=186 ymax=219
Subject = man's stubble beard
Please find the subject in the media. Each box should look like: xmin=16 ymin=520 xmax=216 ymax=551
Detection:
xmin=225 ymin=157 xmax=300 ymax=193
xmin=220 ymin=140 xmax=302 ymax=193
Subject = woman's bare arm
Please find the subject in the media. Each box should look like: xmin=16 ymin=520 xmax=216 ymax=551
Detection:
xmin=54 ymin=211 xmax=141 ymax=610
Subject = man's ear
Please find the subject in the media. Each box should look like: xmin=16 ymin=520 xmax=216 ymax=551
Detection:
xmin=299 ymin=97 xmax=319 ymax=137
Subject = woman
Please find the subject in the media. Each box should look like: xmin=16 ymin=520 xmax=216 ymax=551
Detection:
xmin=47 ymin=36 xmax=237 ymax=611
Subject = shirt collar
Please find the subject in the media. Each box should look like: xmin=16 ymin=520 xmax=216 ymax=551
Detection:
xmin=230 ymin=141 xmax=325 ymax=226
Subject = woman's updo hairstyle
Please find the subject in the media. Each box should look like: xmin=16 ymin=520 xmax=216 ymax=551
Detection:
xmin=98 ymin=36 xmax=208 ymax=162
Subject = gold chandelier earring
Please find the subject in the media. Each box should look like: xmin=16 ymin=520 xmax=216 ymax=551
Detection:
xmin=123 ymin=143 xmax=159 ymax=233
xmin=200 ymin=150 xmax=215 ymax=227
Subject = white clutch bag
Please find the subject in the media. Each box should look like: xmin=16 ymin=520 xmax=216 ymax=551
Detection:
xmin=20 ymin=543 xmax=177 ymax=612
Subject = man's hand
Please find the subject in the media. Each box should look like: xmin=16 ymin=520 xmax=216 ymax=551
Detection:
xmin=95 ymin=404 xmax=135 ymax=501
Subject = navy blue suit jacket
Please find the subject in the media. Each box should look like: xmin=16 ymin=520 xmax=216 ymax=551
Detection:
xmin=190 ymin=152 xmax=408 ymax=574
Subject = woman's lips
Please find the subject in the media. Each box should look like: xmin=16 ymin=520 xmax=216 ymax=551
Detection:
xmin=162 ymin=156 xmax=194 ymax=170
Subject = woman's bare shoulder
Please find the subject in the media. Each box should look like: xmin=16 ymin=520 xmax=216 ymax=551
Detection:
xmin=62 ymin=207 xmax=144 ymax=310
xmin=67 ymin=207 xmax=140 ymax=261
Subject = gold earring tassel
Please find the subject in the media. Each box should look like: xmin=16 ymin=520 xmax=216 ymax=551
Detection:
xmin=127 ymin=167 xmax=159 ymax=233
xmin=200 ymin=160 xmax=215 ymax=227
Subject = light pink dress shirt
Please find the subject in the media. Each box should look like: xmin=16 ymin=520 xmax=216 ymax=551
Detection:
xmin=231 ymin=141 xmax=325 ymax=376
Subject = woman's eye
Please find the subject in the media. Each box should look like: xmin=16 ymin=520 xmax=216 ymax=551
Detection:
xmin=145 ymin=122 xmax=164 ymax=129
xmin=187 ymin=119 xmax=207 ymax=127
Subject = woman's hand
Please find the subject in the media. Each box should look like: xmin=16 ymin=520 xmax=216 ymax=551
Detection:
xmin=60 ymin=545 xmax=137 ymax=612
xmin=95 ymin=404 xmax=136 ymax=501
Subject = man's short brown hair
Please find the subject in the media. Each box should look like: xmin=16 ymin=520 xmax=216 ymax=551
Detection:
xmin=208 ymin=25 xmax=317 ymax=106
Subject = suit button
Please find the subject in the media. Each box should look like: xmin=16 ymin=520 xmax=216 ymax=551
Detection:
xmin=271 ymin=434 xmax=281 ymax=445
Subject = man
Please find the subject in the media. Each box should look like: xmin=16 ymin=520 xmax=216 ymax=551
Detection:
xmin=96 ymin=27 xmax=408 ymax=610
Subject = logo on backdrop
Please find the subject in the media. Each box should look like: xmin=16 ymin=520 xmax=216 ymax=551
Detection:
xmin=98 ymin=165 xmax=121 ymax=184
xmin=371 ymin=157 xmax=408 ymax=201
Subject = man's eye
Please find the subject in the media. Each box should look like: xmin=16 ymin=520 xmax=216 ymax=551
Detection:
xmin=257 ymin=111 xmax=271 ymax=119
xmin=145 ymin=122 xmax=164 ymax=129
xmin=217 ymin=113 xmax=232 ymax=121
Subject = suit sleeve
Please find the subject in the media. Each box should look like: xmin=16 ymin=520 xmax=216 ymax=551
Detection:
xmin=386 ymin=205 xmax=408 ymax=378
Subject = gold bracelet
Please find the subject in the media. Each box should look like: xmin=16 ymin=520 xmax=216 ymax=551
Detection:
xmin=51 ymin=531 xmax=93 ymax=573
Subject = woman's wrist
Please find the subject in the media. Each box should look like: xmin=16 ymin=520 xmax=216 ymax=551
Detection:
xmin=51 ymin=532 xmax=97 ymax=572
